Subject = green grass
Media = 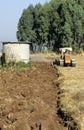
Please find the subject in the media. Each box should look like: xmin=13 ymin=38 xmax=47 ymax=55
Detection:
xmin=16 ymin=61 xmax=32 ymax=69
xmin=0 ymin=61 xmax=32 ymax=71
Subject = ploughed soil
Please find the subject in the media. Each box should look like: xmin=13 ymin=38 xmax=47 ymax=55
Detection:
xmin=0 ymin=62 xmax=66 ymax=130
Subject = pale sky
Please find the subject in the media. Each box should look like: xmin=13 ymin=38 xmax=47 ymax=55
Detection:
xmin=0 ymin=0 xmax=50 ymax=43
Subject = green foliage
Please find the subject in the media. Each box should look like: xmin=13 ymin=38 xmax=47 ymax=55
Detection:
xmin=0 ymin=61 xmax=32 ymax=71
xmin=17 ymin=0 xmax=84 ymax=51
xmin=16 ymin=61 xmax=32 ymax=69
xmin=17 ymin=5 xmax=35 ymax=41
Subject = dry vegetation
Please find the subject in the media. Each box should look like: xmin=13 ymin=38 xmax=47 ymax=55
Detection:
xmin=56 ymin=53 xmax=84 ymax=130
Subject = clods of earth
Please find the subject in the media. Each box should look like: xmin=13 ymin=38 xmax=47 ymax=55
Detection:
xmin=0 ymin=62 xmax=66 ymax=130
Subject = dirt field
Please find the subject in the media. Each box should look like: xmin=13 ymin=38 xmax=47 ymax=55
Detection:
xmin=0 ymin=52 xmax=84 ymax=130
xmin=0 ymin=61 xmax=66 ymax=130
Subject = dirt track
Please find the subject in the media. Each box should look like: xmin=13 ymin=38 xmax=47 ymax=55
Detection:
xmin=0 ymin=62 xmax=66 ymax=130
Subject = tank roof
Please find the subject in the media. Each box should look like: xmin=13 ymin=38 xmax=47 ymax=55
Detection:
xmin=2 ymin=41 xmax=31 ymax=44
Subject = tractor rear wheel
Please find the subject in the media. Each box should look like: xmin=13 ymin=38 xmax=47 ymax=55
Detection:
xmin=59 ymin=59 xmax=64 ymax=66
xmin=71 ymin=59 xmax=76 ymax=67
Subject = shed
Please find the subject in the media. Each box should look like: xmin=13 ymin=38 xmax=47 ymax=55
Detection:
xmin=2 ymin=42 xmax=30 ymax=63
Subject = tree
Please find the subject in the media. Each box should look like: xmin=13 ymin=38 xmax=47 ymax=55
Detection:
xmin=17 ymin=5 xmax=36 ymax=42
xmin=70 ymin=1 xmax=84 ymax=48
xmin=16 ymin=0 xmax=84 ymax=51
xmin=57 ymin=1 xmax=73 ymax=47
xmin=47 ymin=0 xmax=62 ymax=50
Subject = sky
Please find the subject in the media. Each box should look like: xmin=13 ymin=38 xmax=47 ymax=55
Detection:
xmin=0 ymin=0 xmax=50 ymax=43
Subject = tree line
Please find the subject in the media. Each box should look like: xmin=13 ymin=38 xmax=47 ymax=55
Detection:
xmin=17 ymin=0 xmax=84 ymax=51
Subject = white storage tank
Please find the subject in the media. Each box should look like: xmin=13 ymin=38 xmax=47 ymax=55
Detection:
xmin=3 ymin=42 xmax=30 ymax=63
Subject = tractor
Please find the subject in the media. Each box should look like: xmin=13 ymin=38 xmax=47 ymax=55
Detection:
xmin=53 ymin=47 xmax=76 ymax=67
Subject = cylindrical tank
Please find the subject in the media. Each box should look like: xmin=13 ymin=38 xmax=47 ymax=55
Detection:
xmin=3 ymin=42 xmax=30 ymax=63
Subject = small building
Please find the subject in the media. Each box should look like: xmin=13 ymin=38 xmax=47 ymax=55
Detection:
xmin=2 ymin=42 xmax=30 ymax=63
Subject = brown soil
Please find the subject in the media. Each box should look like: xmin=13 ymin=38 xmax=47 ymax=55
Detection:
xmin=0 ymin=62 xmax=66 ymax=130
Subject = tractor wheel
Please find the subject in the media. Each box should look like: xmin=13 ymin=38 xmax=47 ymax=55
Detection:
xmin=71 ymin=60 xmax=76 ymax=67
xmin=59 ymin=59 xmax=64 ymax=66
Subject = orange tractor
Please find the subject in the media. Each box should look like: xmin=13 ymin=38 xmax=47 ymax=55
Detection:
xmin=53 ymin=48 xmax=76 ymax=67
